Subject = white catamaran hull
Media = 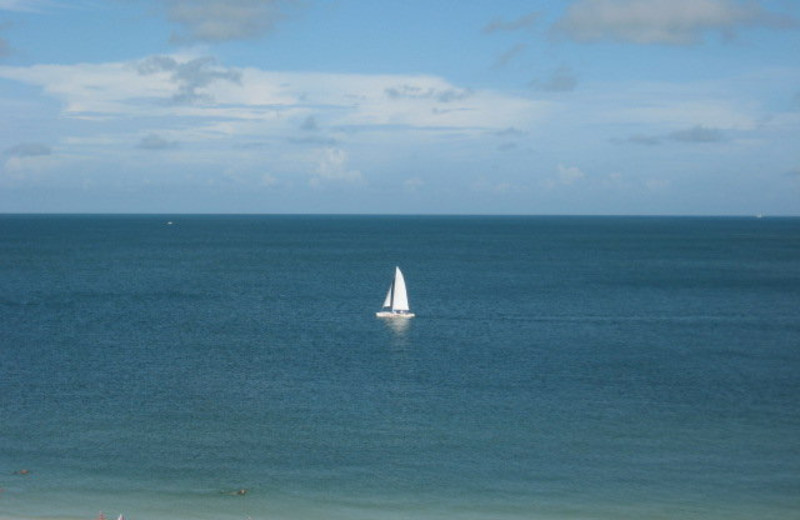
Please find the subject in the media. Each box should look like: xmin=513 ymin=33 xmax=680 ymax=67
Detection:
xmin=375 ymin=310 xmax=415 ymax=318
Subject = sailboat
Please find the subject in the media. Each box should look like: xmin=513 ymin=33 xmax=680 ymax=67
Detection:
xmin=376 ymin=266 xmax=415 ymax=318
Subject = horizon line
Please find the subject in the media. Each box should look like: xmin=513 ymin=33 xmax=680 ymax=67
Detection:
xmin=0 ymin=212 xmax=795 ymax=218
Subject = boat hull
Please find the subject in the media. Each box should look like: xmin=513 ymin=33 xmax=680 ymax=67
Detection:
xmin=376 ymin=311 xmax=415 ymax=318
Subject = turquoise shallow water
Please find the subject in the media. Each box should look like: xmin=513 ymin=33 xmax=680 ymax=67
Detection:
xmin=1 ymin=215 xmax=799 ymax=520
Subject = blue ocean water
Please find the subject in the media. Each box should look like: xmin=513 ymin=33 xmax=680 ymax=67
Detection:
xmin=1 ymin=215 xmax=799 ymax=520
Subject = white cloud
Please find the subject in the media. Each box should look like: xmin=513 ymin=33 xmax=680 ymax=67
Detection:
xmin=309 ymin=147 xmax=363 ymax=187
xmin=403 ymin=177 xmax=425 ymax=192
xmin=260 ymin=173 xmax=279 ymax=186
xmin=557 ymin=164 xmax=585 ymax=185
xmin=385 ymin=84 xmax=472 ymax=103
xmin=555 ymin=0 xmax=794 ymax=45
xmin=1 ymin=152 xmax=60 ymax=184
xmin=0 ymin=61 xmax=173 ymax=114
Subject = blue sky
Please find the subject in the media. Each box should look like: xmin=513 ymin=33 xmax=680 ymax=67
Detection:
xmin=0 ymin=0 xmax=798 ymax=214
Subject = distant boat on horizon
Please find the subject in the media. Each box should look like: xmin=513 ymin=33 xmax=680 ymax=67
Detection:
xmin=376 ymin=266 xmax=415 ymax=318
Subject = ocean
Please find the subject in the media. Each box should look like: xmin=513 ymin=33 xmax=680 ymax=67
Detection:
xmin=1 ymin=215 xmax=798 ymax=520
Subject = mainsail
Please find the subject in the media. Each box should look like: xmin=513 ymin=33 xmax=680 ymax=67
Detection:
xmin=390 ymin=267 xmax=410 ymax=312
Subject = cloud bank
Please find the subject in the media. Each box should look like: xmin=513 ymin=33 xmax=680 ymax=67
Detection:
xmin=0 ymin=54 xmax=548 ymax=194
xmin=0 ymin=55 xmax=542 ymax=134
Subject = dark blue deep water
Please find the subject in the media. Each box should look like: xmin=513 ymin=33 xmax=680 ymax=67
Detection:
xmin=1 ymin=215 xmax=799 ymax=520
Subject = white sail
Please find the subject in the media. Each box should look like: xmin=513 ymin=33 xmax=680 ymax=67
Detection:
xmin=382 ymin=285 xmax=393 ymax=308
xmin=391 ymin=267 xmax=410 ymax=312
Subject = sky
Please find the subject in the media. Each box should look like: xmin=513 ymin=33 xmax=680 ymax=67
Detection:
xmin=0 ymin=0 xmax=798 ymax=215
